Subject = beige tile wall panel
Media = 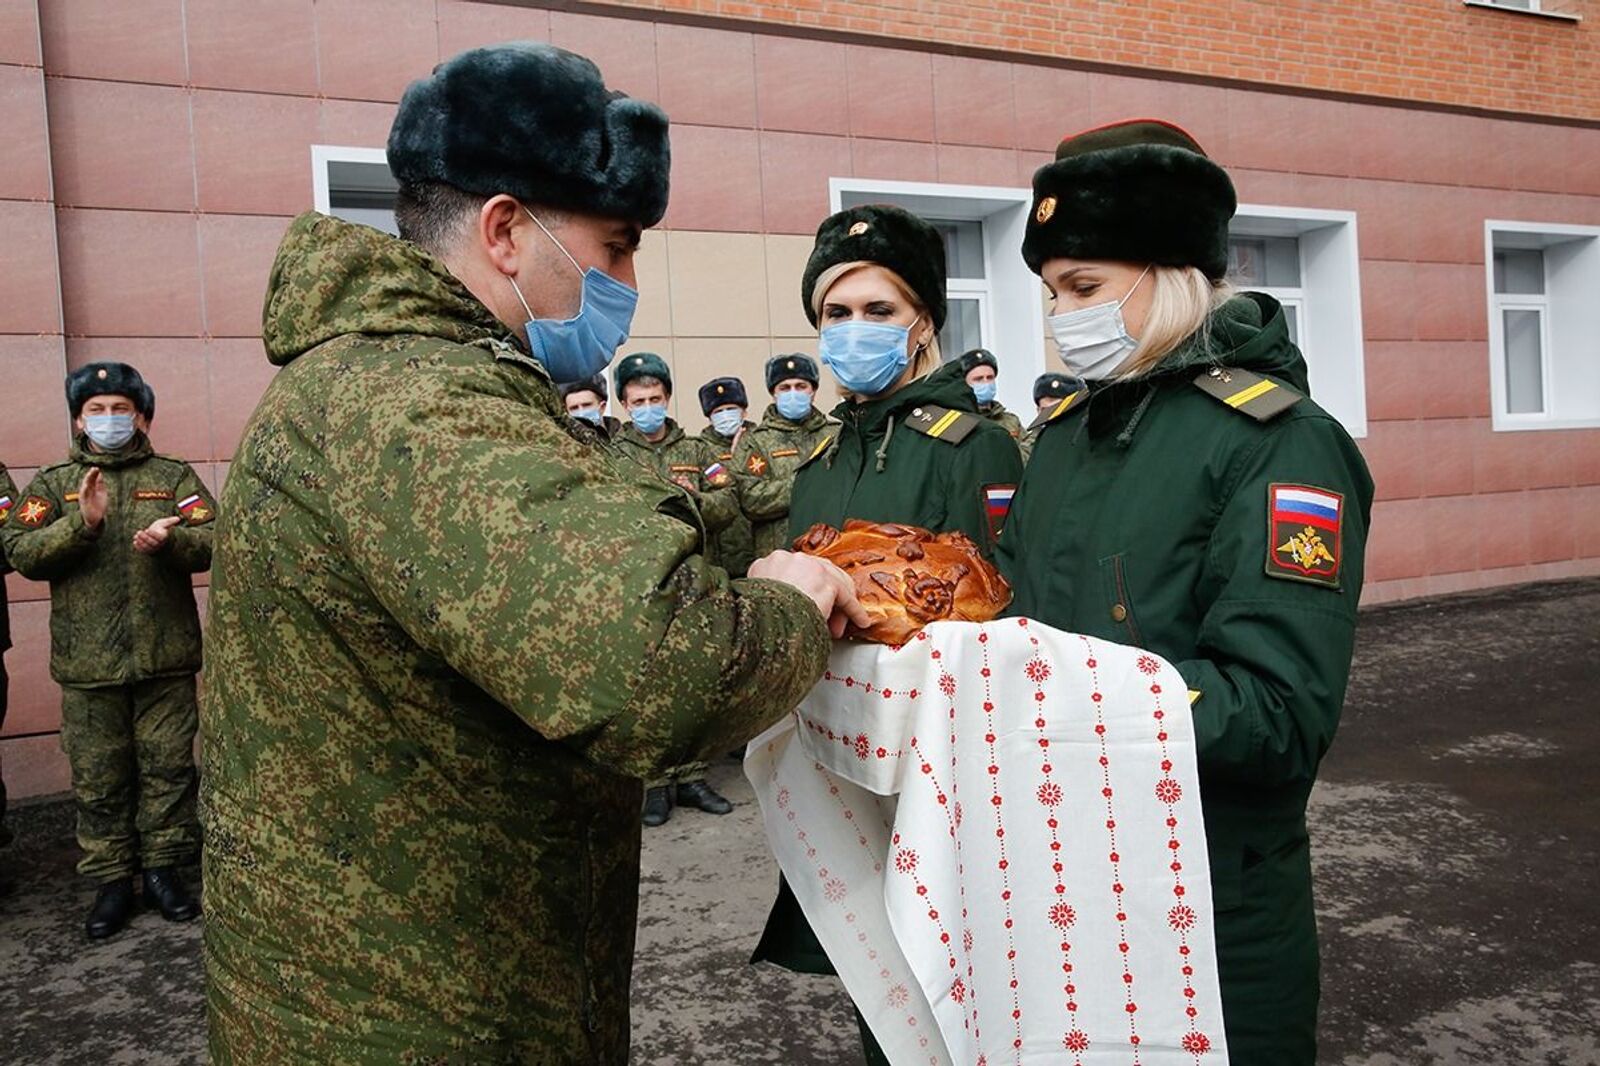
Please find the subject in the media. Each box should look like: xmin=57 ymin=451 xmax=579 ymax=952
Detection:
xmin=665 ymin=231 xmax=769 ymax=338
xmin=763 ymin=234 xmax=816 ymax=339
xmin=631 ymin=229 xmax=673 ymax=338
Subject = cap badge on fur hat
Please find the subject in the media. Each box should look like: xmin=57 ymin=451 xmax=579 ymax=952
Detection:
xmin=848 ymin=221 xmax=870 ymax=236
xmin=97 ymin=369 xmax=108 ymax=379
xmin=1036 ymin=197 xmax=1057 ymax=224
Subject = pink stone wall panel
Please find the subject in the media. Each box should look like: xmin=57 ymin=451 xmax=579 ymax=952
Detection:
xmin=1010 ymin=65 xmax=1091 ymax=151
xmin=1364 ymin=497 xmax=1429 ymax=583
xmin=38 ymin=0 xmax=185 ymax=84
xmin=1526 ymin=487 xmax=1577 ymax=564
xmin=660 ymin=124 xmax=763 ymax=232
xmin=46 ymin=78 xmax=195 ymax=212
xmin=932 ymin=55 xmax=1017 ymax=150
xmin=0 ymin=338 xmax=69 ymax=468
xmin=436 ymin=0 xmax=553 ymax=58
xmin=55 ymin=208 xmax=202 ymax=338
xmin=1355 ymin=420 xmax=1423 ymax=503
xmin=198 ymin=215 xmax=293 ymax=339
xmin=753 ymin=35 xmax=851 ymax=136
xmin=207 ymin=339 xmax=279 ymax=461
xmin=0 ymin=735 xmax=71 ymax=801
xmin=185 ymin=0 xmax=319 ymax=96
xmin=549 ymin=11 xmax=659 ymax=101
xmin=656 ymin=23 xmax=756 ymax=128
xmin=192 ymin=90 xmax=319 ymax=216
xmin=1417 ymin=419 xmax=1476 ymax=499
xmin=0 ymin=63 xmax=50 ymax=201
xmin=314 ymin=0 xmax=439 ymax=103
xmin=935 ymin=144 xmax=1019 ymax=187
xmin=1423 ymin=495 xmax=1479 ymax=576
xmin=848 ymin=138 xmax=938 ymax=184
xmin=759 ymin=131 xmax=852 ymax=236
xmin=0 ymin=0 xmax=40 ymax=66
xmin=319 ymin=99 xmax=401 ymax=150
xmin=846 ymin=45 xmax=934 ymax=142
xmin=1 ymin=600 xmax=57 ymax=736
xmin=0 ymin=200 xmax=62 ymax=334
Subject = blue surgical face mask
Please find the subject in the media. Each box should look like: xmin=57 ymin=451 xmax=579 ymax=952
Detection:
xmin=84 ymin=413 xmax=137 ymax=451
xmin=709 ymin=407 xmax=744 ymax=437
xmin=629 ymin=402 xmax=668 ymax=436
xmin=971 ymin=380 xmax=997 ymax=406
xmin=774 ymin=390 xmax=813 ymax=421
xmin=818 ymin=317 xmax=918 ymax=397
xmin=571 ymin=407 xmax=603 ymax=425
xmin=509 ymin=209 xmax=639 ymax=385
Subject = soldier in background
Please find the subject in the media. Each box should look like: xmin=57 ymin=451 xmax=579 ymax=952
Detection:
xmin=697 ymin=376 xmax=756 ymax=580
xmin=558 ymin=373 xmax=621 ymax=437
xmin=1 ymin=363 xmax=211 ymax=938
xmin=0 ymin=459 xmax=16 ymax=892
xmin=611 ymin=353 xmax=739 ymax=825
xmin=959 ymin=348 xmax=1024 ymax=445
xmin=733 ymin=354 xmax=837 ymax=560
xmin=1021 ymin=371 xmax=1085 ymax=463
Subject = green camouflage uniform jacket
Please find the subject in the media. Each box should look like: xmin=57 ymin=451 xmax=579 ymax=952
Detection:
xmin=998 ymin=294 xmax=1374 ymax=1062
xmin=731 ymin=404 xmax=837 ymax=559
xmin=978 ymin=400 xmax=1024 ymax=445
xmin=697 ymin=421 xmax=756 ymax=577
xmin=0 ymin=435 xmax=214 ymax=686
xmin=611 ymin=419 xmax=739 ymax=564
xmin=201 ymin=212 xmax=830 ymax=1065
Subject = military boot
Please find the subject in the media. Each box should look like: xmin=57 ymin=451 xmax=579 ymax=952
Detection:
xmin=676 ymin=779 xmax=733 ymax=815
xmin=641 ymin=786 xmax=673 ymax=827
xmin=142 ymin=867 xmax=201 ymax=922
xmin=86 ymin=878 xmax=134 ymax=939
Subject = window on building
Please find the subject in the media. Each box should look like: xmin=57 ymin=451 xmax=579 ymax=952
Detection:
xmin=312 ymin=146 xmax=399 ymax=234
xmin=836 ymin=180 xmax=1044 ymax=416
xmin=1227 ymin=206 xmax=1367 ymax=437
xmin=1462 ymin=0 xmax=1581 ymax=21
xmin=1485 ymin=223 xmax=1600 ymax=430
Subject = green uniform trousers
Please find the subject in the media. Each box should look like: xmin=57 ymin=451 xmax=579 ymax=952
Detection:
xmin=60 ymin=675 xmax=200 ymax=882
xmin=646 ymin=761 xmax=710 ymax=790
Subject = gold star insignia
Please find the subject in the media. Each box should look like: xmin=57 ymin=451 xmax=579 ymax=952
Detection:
xmin=1036 ymin=196 xmax=1057 ymax=224
xmin=848 ymin=221 xmax=869 ymax=236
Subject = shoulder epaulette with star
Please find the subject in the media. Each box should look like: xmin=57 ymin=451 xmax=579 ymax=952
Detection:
xmin=902 ymin=404 xmax=980 ymax=445
xmin=1024 ymin=389 xmax=1086 ymax=433
xmin=1193 ymin=367 xmax=1302 ymax=422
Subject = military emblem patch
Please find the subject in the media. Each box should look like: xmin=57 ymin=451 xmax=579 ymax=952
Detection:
xmin=745 ymin=453 xmax=768 ymax=476
xmin=848 ymin=221 xmax=870 ymax=237
xmin=1266 ymin=484 xmax=1342 ymax=588
xmin=177 ymin=493 xmax=213 ymax=525
xmin=1035 ymin=196 xmax=1057 ymax=224
xmin=0 ymin=495 xmax=12 ymax=525
xmin=16 ymin=496 xmax=51 ymax=527
xmin=703 ymin=461 xmax=731 ymax=488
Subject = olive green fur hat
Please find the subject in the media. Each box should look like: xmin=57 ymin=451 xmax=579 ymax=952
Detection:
xmin=388 ymin=43 xmax=670 ymax=227
xmin=614 ymin=352 xmax=672 ymax=396
xmin=1022 ymin=119 xmax=1236 ymax=280
xmin=765 ymin=353 xmax=819 ymax=392
xmin=801 ymin=205 xmax=947 ymax=330
xmin=67 ymin=362 xmax=155 ymax=419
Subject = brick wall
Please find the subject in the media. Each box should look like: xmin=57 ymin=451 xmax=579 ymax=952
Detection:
xmin=594 ymin=0 xmax=1600 ymax=122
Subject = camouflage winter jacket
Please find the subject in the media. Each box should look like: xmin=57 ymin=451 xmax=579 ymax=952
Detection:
xmin=0 ymin=436 xmax=213 ymax=685
xmin=697 ymin=421 xmax=756 ymax=577
xmin=200 ymin=212 xmax=830 ymax=1065
xmin=732 ymin=405 xmax=837 ymax=559
xmin=611 ymin=419 xmax=739 ymax=556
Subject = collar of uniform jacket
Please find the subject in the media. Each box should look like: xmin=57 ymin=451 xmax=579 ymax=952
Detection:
xmin=1080 ymin=291 xmax=1303 ymax=444
xmin=70 ymin=432 xmax=156 ymax=469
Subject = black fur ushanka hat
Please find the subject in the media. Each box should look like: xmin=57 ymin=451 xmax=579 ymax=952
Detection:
xmin=388 ymin=43 xmax=671 ymax=227
xmin=801 ymin=205 xmax=948 ymax=331
xmin=1022 ymin=119 xmax=1236 ymax=281
xmin=67 ymin=362 xmax=155 ymax=419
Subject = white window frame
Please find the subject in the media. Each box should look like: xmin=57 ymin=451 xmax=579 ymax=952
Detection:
xmin=1462 ymin=0 xmax=1581 ymax=22
xmin=1484 ymin=221 xmax=1600 ymax=431
xmin=311 ymin=145 xmax=399 ymax=233
xmin=831 ymin=178 xmax=1044 ymax=420
xmin=1231 ymin=205 xmax=1367 ymax=438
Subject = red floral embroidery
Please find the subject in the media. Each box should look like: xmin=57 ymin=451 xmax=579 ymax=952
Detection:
xmin=886 ymin=984 xmax=909 ymax=1009
xmin=824 ymin=878 xmax=848 ymax=902
xmin=1024 ymin=656 xmax=1052 ymax=683
xmin=1037 ymin=782 xmax=1063 ymax=807
xmin=1047 ymin=901 xmax=1077 ymax=929
xmin=1063 ymin=1029 xmax=1090 ymax=1052
xmin=1168 ymin=903 xmax=1197 ymax=931
xmin=1155 ymin=778 xmax=1183 ymax=805
xmin=854 ymin=733 xmax=870 ymax=760
xmin=894 ymin=848 xmax=918 ymax=874
xmin=950 ymin=977 xmax=967 ymax=1004
xmin=1137 ymin=654 xmax=1161 ymax=675
xmin=1183 ymin=1031 xmax=1212 ymax=1054
xmin=939 ymin=672 xmax=957 ymax=697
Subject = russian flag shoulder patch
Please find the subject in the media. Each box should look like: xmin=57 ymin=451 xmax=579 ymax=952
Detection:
xmin=1266 ymin=483 xmax=1343 ymax=588
xmin=983 ymin=483 xmax=1016 ymax=540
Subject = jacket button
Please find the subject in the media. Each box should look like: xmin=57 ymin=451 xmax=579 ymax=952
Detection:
xmin=1110 ymin=603 xmax=1128 ymax=623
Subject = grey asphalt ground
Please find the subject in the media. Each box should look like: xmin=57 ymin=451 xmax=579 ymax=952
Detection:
xmin=1 ymin=577 xmax=1596 ymax=1065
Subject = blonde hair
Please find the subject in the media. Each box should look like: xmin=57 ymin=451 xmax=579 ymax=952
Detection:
xmin=1118 ymin=265 xmax=1234 ymax=379
xmin=811 ymin=261 xmax=941 ymax=398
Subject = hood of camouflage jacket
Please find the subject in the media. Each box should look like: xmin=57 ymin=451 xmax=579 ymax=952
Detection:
xmin=262 ymin=212 xmax=515 ymax=367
